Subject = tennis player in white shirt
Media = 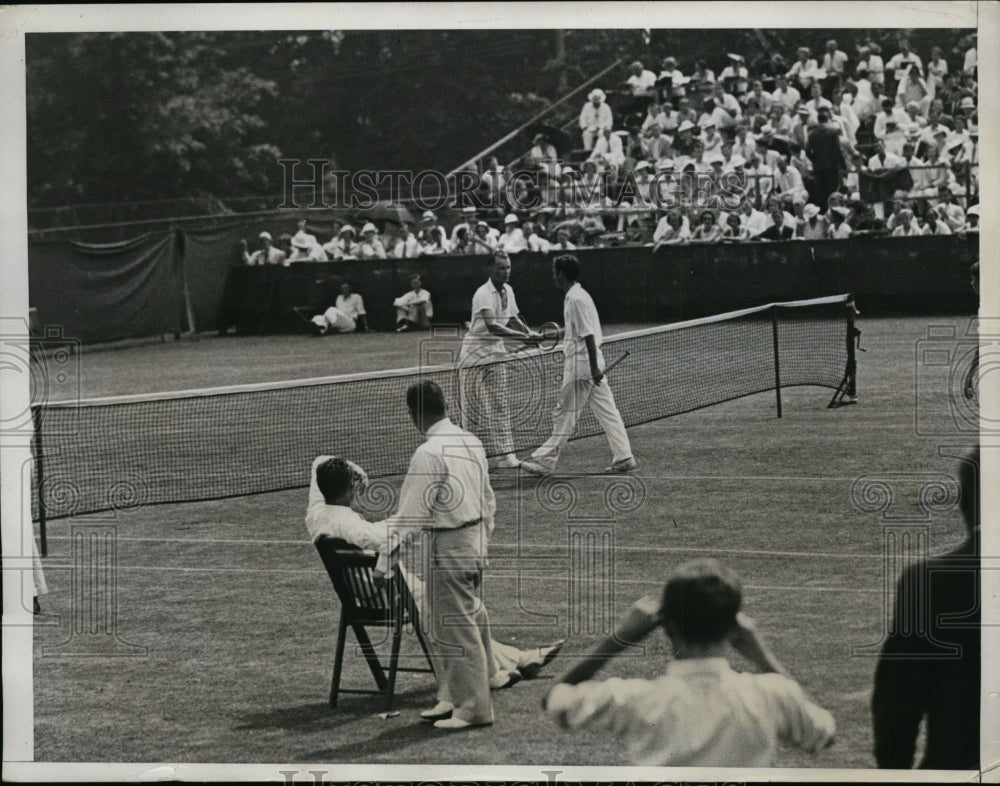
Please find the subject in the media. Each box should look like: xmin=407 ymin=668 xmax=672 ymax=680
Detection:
xmin=459 ymin=252 xmax=541 ymax=470
xmin=521 ymin=254 xmax=635 ymax=476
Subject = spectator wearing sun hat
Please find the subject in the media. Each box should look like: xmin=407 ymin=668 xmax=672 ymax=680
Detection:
xmin=787 ymin=46 xmax=819 ymax=92
xmin=241 ymin=230 xmax=288 ymax=266
xmin=826 ymin=205 xmax=853 ymax=238
xmin=719 ymin=54 xmax=750 ymax=96
xmin=416 ymin=210 xmax=449 ymax=255
xmin=580 ymin=89 xmax=614 ymax=151
xmin=497 ymin=214 xmax=528 ymax=254
xmin=287 ymin=233 xmax=329 ymax=263
xmin=658 ymin=56 xmax=687 ymax=99
xmin=357 ymin=223 xmax=387 ymax=260
xmin=797 ymin=203 xmax=827 ymax=239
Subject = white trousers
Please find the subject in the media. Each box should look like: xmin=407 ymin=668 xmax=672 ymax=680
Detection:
xmin=458 ymin=351 xmax=514 ymax=458
xmin=531 ymin=377 xmax=632 ymax=470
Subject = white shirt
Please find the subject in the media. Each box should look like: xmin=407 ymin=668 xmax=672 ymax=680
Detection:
xmin=547 ymin=658 xmax=835 ymax=767
xmin=390 ymin=234 xmax=421 ymax=259
xmin=388 ymin=418 xmax=496 ymax=535
xmin=828 ymin=221 xmax=853 ymax=239
xmin=462 ymin=279 xmax=520 ymax=359
xmin=772 ymin=85 xmax=801 ymax=110
xmin=335 ymin=293 xmax=366 ymax=321
xmin=305 ymin=458 xmax=385 ymax=550
xmin=741 ymin=208 xmax=771 ymax=238
xmin=627 ymin=70 xmax=658 ymax=94
xmin=579 ymin=101 xmax=614 ymax=132
xmin=393 ymin=288 xmax=433 ymax=319
xmin=822 ymin=49 xmax=849 ymax=74
xmin=498 ymin=227 xmax=528 ymax=254
xmin=562 ymin=282 xmax=605 ymax=381
xmin=886 ymin=51 xmax=922 ymax=74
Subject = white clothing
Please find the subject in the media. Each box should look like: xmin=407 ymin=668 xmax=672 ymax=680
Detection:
xmin=335 ymin=293 xmax=366 ymax=321
xmin=547 ymin=657 xmax=835 ymax=767
xmin=393 ymin=289 xmax=434 ymax=322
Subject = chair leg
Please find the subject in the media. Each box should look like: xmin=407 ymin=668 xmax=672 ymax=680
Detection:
xmin=353 ymin=625 xmax=388 ymax=691
xmin=330 ymin=615 xmax=348 ymax=708
xmin=385 ymin=619 xmax=403 ymax=711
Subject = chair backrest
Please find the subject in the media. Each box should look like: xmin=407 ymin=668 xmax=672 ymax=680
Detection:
xmin=315 ymin=537 xmax=391 ymax=618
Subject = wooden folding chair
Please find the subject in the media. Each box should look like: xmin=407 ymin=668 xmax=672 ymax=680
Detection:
xmin=314 ymin=537 xmax=434 ymax=710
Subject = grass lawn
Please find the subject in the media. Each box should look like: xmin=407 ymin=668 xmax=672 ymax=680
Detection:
xmin=32 ymin=314 xmax=976 ymax=769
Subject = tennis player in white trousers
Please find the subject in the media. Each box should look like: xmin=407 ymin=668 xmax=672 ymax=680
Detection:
xmin=521 ymin=254 xmax=636 ymax=476
xmin=383 ymin=380 xmax=499 ymax=730
xmin=459 ymin=250 xmax=541 ymax=470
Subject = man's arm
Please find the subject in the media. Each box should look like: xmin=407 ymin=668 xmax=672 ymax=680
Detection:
xmin=584 ymin=334 xmax=603 ymax=385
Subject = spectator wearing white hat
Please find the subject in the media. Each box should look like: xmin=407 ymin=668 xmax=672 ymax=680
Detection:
xmin=497 ymin=214 xmax=528 ymax=254
xmin=471 ymin=221 xmax=498 ymax=254
xmin=890 ymin=208 xmax=922 ymax=237
xmin=579 ymin=89 xmax=614 ymax=151
xmin=324 ymin=224 xmax=359 ymax=260
xmin=826 ymin=205 xmax=853 ymax=238
xmin=450 ymin=206 xmax=480 ymax=246
xmin=797 ymin=203 xmax=827 ymax=239
xmin=787 ymin=47 xmax=819 ymax=92
xmin=960 ymin=203 xmax=979 ymax=232
xmin=358 ymin=223 xmax=387 ymax=260
xmin=719 ymin=54 xmax=749 ymax=96
xmin=393 ymin=276 xmax=434 ymax=332
xmin=700 ymin=119 xmax=724 ymax=156
xmin=822 ymin=39 xmax=849 ymax=78
xmin=658 ymin=56 xmax=687 ymax=99
xmin=417 ymin=210 xmax=449 ymax=255
xmin=287 ymin=233 xmax=329 ymax=263
xmin=241 ymin=231 xmax=287 ymax=266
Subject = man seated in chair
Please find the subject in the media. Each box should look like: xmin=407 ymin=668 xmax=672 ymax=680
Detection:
xmin=305 ymin=455 xmax=565 ymax=714
xmin=393 ymin=276 xmax=433 ymax=332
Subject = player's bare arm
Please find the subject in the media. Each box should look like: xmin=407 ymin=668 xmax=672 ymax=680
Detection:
xmin=584 ymin=334 xmax=603 ymax=384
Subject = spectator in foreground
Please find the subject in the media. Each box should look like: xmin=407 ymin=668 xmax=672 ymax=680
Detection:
xmin=872 ymin=447 xmax=980 ymax=769
xmin=241 ymin=231 xmax=288 ymax=266
xmin=393 ymin=275 xmax=433 ymax=332
xmin=544 ymin=557 xmax=835 ymax=766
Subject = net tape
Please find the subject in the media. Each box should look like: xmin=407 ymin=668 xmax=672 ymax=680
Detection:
xmin=32 ymin=294 xmax=852 ymax=520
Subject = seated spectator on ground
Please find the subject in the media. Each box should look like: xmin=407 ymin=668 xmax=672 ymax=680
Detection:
xmin=417 ymin=210 xmax=449 ymax=255
xmin=357 ymin=223 xmax=387 ymax=260
xmin=544 ymin=558 xmax=835 ymax=766
xmin=798 ymin=203 xmax=828 ymax=239
xmin=498 ymin=213 xmax=529 ymax=254
xmin=287 ymin=234 xmax=329 ymax=263
xmin=580 ymin=89 xmax=614 ymax=151
xmin=826 ymin=205 xmax=853 ymax=238
xmin=241 ymin=231 xmax=287 ymax=266
xmin=691 ymin=210 xmax=724 ymax=243
xmin=309 ymin=282 xmax=369 ymax=335
xmin=393 ymin=276 xmax=433 ymax=332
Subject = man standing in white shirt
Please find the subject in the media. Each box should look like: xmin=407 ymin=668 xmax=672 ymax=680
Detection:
xmin=459 ymin=253 xmax=540 ymax=470
xmin=544 ymin=558 xmax=836 ymax=766
xmin=306 ymin=455 xmax=564 ymax=717
xmin=521 ymin=255 xmax=635 ymax=476
xmin=382 ymin=381 xmax=499 ymax=729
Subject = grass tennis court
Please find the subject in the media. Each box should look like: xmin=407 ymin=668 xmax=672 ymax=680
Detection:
xmin=32 ymin=315 xmax=974 ymax=768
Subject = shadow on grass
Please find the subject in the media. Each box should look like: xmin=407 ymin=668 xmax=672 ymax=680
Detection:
xmin=299 ymin=717 xmax=442 ymax=761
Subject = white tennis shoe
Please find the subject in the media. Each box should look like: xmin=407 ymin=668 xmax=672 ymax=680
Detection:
xmin=519 ymin=460 xmax=554 ymax=477
xmin=604 ymin=457 xmax=638 ymax=473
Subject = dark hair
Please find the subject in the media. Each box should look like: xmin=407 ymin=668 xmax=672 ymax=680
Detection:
xmin=959 ymin=447 xmax=979 ymax=532
xmin=553 ymin=254 xmax=581 ymax=281
xmin=406 ymin=379 xmax=447 ymax=419
xmin=660 ymin=558 xmax=742 ymax=644
xmin=315 ymin=457 xmax=354 ymax=504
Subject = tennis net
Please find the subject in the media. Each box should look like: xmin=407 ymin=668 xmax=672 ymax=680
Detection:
xmin=32 ymin=293 xmax=856 ymax=523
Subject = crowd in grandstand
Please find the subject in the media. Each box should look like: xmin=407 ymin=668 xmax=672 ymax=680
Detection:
xmin=243 ymin=32 xmax=977 ymax=260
